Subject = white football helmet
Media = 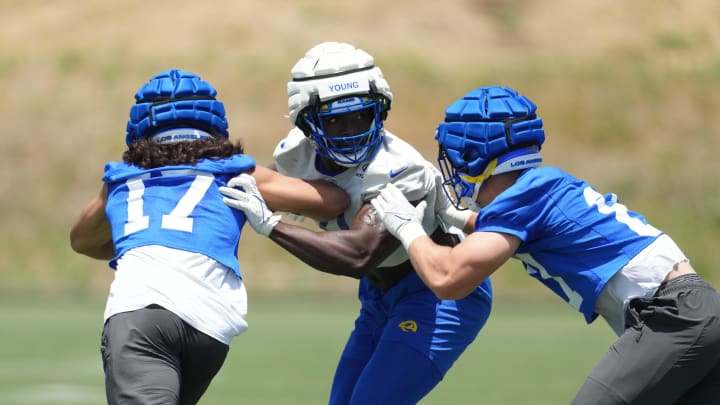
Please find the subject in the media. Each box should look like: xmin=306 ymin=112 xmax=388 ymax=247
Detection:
xmin=287 ymin=42 xmax=393 ymax=166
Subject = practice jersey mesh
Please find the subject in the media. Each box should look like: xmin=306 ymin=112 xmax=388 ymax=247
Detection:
xmin=103 ymin=155 xmax=255 ymax=276
xmin=476 ymin=166 xmax=663 ymax=323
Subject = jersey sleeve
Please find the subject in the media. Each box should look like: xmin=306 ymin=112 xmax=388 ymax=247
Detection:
xmin=272 ymin=128 xmax=317 ymax=179
xmin=474 ymin=169 xmax=551 ymax=242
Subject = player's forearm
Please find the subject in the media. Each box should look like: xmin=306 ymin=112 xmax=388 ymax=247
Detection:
xmin=268 ymin=222 xmax=383 ymax=279
xmin=252 ymin=166 xmax=349 ymax=221
xmin=406 ymin=237 xmax=475 ymax=300
xmin=299 ymin=179 xmax=350 ymax=221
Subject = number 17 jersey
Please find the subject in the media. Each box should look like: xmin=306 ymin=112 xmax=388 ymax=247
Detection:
xmin=103 ymin=155 xmax=255 ymax=277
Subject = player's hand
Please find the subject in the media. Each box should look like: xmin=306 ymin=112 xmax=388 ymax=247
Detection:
xmin=371 ymin=183 xmax=428 ymax=249
xmin=434 ymin=173 xmax=474 ymax=232
xmin=219 ymin=173 xmax=281 ymax=237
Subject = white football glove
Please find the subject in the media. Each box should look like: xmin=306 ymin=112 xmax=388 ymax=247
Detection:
xmin=371 ymin=183 xmax=428 ymax=250
xmin=219 ymin=173 xmax=281 ymax=237
xmin=433 ymin=170 xmax=474 ymax=231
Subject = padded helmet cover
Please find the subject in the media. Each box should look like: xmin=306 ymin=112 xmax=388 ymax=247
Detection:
xmin=287 ymin=42 xmax=392 ymax=127
xmin=125 ymin=69 xmax=229 ymax=147
xmin=436 ymin=85 xmax=545 ymax=176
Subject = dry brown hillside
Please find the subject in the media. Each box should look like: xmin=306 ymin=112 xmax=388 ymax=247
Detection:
xmin=1 ymin=0 xmax=718 ymax=294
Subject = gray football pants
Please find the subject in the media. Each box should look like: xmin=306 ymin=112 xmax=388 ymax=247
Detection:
xmin=101 ymin=305 xmax=229 ymax=405
xmin=572 ymin=274 xmax=720 ymax=405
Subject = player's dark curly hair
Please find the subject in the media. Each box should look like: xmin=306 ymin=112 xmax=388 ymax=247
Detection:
xmin=123 ymin=137 xmax=245 ymax=169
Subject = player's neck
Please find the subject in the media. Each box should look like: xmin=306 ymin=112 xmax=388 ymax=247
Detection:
xmin=478 ymin=171 xmax=522 ymax=207
xmin=316 ymin=155 xmax=350 ymax=175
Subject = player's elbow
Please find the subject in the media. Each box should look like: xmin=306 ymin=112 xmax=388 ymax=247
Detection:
xmin=432 ymin=286 xmax=471 ymax=301
xmin=428 ymin=278 xmax=476 ymax=300
xmin=304 ymin=194 xmax=350 ymax=221
xmin=327 ymin=193 xmax=350 ymax=217
xmin=70 ymin=232 xmax=114 ymax=260
xmin=346 ymin=254 xmax=377 ymax=278
xmin=69 ymin=230 xmax=91 ymax=255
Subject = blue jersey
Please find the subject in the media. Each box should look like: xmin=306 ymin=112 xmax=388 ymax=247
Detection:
xmin=103 ymin=155 xmax=255 ymax=277
xmin=475 ymin=166 xmax=663 ymax=323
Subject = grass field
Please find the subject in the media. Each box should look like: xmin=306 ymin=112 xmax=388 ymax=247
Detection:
xmin=2 ymin=0 xmax=719 ymax=294
xmin=0 ymin=293 xmax=615 ymax=405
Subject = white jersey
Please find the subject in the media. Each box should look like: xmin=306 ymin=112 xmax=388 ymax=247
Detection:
xmin=104 ymin=245 xmax=248 ymax=345
xmin=273 ymin=128 xmax=439 ymax=268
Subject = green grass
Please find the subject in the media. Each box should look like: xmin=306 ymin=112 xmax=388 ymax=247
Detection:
xmin=0 ymin=294 xmax=615 ymax=405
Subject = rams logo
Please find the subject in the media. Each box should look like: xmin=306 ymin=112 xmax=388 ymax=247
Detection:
xmin=398 ymin=320 xmax=417 ymax=333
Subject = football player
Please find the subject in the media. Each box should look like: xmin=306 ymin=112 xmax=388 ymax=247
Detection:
xmin=70 ymin=69 xmax=348 ymax=405
xmin=220 ymin=42 xmax=493 ymax=404
xmin=372 ymin=85 xmax=720 ymax=404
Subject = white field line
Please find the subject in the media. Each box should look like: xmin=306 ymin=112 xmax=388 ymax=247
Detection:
xmin=1 ymin=383 xmax=105 ymax=404
xmin=0 ymin=357 xmax=104 ymax=404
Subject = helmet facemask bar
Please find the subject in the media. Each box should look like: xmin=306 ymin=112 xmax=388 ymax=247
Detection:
xmin=301 ymin=94 xmax=386 ymax=166
xmin=438 ymin=146 xmax=476 ymax=210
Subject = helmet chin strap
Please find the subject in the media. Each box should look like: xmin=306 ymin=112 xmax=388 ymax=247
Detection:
xmin=460 ymin=158 xmax=497 ymax=211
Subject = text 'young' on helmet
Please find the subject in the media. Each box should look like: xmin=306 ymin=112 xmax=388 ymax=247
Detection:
xmin=125 ymin=69 xmax=229 ymax=147
xmin=287 ymin=42 xmax=393 ymax=166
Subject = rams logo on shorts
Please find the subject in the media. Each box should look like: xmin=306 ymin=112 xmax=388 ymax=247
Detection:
xmin=398 ymin=320 xmax=417 ymax=333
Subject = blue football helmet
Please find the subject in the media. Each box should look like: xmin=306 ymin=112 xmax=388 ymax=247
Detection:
xmin=436 ymin=86 xmax=545 ymax=209
xmin=125 ymin=69 xmax=229 ymax=147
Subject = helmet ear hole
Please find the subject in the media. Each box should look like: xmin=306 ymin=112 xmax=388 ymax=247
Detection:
xmin=296 ymin=93 xmax=321 ymax=136
xmin=297 ymin=119 xmax=311 ymax=136
xmin=377 ymin=95 xmax=391 ymax=121
xmin=368 ymin=85 xmax=391 ymax=122
xmin=295 ymin=108 xmax=313 ymax=136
